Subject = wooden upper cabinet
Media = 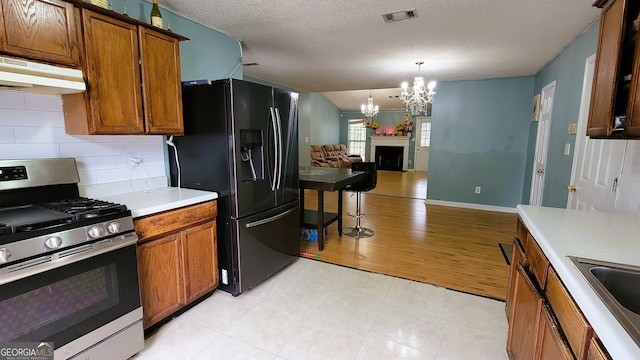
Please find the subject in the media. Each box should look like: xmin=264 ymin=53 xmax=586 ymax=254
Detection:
xmin=78 ymin=10 xmax=144 ymax=134
xmin=62 ymin=6 xmax=188 ymax=135
xmin=588 ymin=0 xmax=640 ymax=138
xmin=139 ymin=27 xmax=184 ymax=135
xmin=0 ymin=0 xmax=80 ymax=66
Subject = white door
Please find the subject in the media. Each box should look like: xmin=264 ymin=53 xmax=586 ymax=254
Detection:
xmin=568 ymin=54 xmax=626 ymax=211
xmin=414 ymin=116 xmax=431 ymax=172
xmin=530 ymin=81 xmax=556 ymax=206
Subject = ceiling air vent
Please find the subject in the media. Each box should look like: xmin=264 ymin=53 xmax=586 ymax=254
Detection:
xmin=382 ymin=9 xmax=418 ymax=23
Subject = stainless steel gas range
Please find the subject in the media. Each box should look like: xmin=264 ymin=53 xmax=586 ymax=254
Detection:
xmin=0 ymin=158 xmax=143 ymax=360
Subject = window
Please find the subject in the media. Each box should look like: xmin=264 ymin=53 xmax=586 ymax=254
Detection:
xmin=419 ymin=121 xmax=431 ymax=147
xmin=347 ymin=119 xmax=367 ymax=159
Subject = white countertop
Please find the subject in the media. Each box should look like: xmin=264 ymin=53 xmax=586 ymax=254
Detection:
xmin=517 ymin=205 xmax=640 ymax=360
xmin=99 ymin=187 xmax=218 ymax=218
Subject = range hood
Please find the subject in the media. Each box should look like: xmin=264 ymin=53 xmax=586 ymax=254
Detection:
xmin=0 ymin=56 xmax=86 ymax=95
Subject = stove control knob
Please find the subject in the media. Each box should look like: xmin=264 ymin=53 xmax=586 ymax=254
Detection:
xmin=88 ymin=226 xmax=105 ymax=239
xmin=106 ymin=222 xmax=121 ymax=234
xmin=45 ymin=236 xmax=63 ymax=249
xmin=0 ymin=248 xmax=11 ymax=263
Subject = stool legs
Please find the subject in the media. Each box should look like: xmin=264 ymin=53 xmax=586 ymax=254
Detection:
xmin=344 ymin=191 xmax=374 ymax=238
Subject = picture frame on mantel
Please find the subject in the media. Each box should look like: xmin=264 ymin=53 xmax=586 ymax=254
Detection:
xmin=532 ymin=93 xmax=541 ymax=122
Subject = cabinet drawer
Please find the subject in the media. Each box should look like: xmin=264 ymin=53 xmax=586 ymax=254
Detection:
xmin=135 ymin=201 xmax=217 ymax=242
xmin=516 ymin=217 xmax=528 ymax=247
xmin=525 ymin=233 xmax=549 ymax=289
xmin=546 ymin=267 xmax=593 ymax=360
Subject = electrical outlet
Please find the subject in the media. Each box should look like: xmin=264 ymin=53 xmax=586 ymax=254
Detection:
xmin=128 ymin=153 xmax=142 ymax=167
xmin=475 ymin=186 xmax=481 ymax=194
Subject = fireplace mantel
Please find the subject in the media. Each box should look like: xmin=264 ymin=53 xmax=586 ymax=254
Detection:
xmin=370 ymin=136 xmax=410 ymax=171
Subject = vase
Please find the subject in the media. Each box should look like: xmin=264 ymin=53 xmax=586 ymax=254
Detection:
xmin=397 ymin=131 xmax=403 ymax=136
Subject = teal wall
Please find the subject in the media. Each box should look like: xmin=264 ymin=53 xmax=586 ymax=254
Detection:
xmin=427 ymin=77 xmax=534 ymax=207
xmin=339 ymin=110 xmax=422 ymax=169
xmin=523 ymin=21 xmax=600 ymax=207
xmin=106 ymin=0 xmax=242 ymax=81
xmin=310 ymin=93 xmax=341 ymax=146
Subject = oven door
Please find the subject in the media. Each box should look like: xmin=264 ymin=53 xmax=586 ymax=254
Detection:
xmin=0 ymin=233 xmax=143 ymax=360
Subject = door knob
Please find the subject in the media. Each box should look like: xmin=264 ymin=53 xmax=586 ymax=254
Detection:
xmin=537 ymin=169 xmax=544 ymax=174
xmin=567 ymin=185 xmax=577 ymax=192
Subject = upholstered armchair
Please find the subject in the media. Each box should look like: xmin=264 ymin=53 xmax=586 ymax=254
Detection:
xmin=321 ymin=144 xmax=362 ymax=168
xmin=310 ymin=145 xmax=340 ymax=167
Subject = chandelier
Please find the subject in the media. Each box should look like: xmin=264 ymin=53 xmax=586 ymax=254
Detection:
xmin=400 ymin=61 xmax=436 ymax=115
xmin=361 ymin=91 xmax=379 ymax=120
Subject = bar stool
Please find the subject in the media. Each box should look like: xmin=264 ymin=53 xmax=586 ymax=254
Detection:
xmin=344 ymin=162 xmax=377 ymax=238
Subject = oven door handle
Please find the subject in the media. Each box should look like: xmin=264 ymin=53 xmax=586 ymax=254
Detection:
xmin=0 ymin=233 xmax=139 ymax=285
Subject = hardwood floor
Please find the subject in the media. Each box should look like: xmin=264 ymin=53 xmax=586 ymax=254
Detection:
xmin=300 ymin=170 xmax=517 ymax=301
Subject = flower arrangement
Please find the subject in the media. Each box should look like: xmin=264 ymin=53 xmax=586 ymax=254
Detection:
xmin=365 ymin=121 xmax=379 ymax=129
xmin=403 ymin=113 xmax=413 ymax=133
xmin=394 ymin=113 xmax=413 ymax=135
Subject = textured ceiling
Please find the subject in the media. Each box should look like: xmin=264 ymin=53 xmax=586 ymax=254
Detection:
xmin=162 ymin=0 xmax=600 ymax=110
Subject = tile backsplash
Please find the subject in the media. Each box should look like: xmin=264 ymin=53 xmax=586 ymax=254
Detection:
xmin=0 ymin=90 xmax=168 ymax=195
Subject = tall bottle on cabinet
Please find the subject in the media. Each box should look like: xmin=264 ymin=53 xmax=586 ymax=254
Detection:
xmin=150 ymin=0 xmax=162 ymax=28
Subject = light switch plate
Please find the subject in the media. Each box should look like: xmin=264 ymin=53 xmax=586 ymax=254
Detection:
xmin=568 ymin=123 xmax=578 ymax=135
xmin=564 ymin=143 xmax=571 ymax=156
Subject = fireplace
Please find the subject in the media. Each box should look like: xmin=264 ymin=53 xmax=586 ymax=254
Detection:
xmin=375 ymin=146 xmax=403 ymax=171
xmin=369 ymin=136 xmax=410 ymax=171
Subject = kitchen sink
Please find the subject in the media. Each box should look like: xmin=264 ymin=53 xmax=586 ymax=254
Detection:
xmin=569 ymin=256 xmax=640 ymax=347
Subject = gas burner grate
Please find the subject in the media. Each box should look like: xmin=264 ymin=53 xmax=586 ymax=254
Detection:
xmin=38 ymin=197 xmax=128 ymax=220
xmin=14 ymin=217 xmax=74 ymax=233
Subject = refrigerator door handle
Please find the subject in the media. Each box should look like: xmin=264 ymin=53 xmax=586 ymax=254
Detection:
xmin=269 ymin=106 xmax=279 ymax=191
xmin=274 ymin=107 xmax=283 ymax=190
xmin=245 ymin=206 xmax=297 ymax=228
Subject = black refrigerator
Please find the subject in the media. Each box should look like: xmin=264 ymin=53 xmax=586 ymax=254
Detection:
xmin=168 ymin=79 xmax=300 ymax=296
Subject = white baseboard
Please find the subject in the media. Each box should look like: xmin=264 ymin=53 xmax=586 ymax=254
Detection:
xmin=424 ymin=199 xmax=517 ymax=213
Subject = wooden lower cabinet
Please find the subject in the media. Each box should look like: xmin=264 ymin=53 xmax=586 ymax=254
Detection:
xmin=137 ymin=233 xmax=185 ymax=328
xmin=506 ymin=237 xmax=527 ymax=319
xmin=507 ymin=263 xmax=543 ymax=359
xmin=182 ymin=222 xmax=218 ymax=303
xmin=536 ymin=305 xmax=574 ymax=360
xmin=587 ymin=337 xmax=610 ymax=360
xmin=135 ymin=201 xmax=217 ymax=329
xmin=508 ymin=217 xmax=612 ymax=360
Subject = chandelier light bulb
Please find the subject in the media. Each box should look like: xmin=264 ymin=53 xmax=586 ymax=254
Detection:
xmin=400 ymin=61 xmax=436 ymax=115
xmin=361 ymin=91 xmax=379 ymax=119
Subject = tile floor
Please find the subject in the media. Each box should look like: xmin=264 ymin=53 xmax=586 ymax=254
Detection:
xmin=133 ymin=258 xmax=509 ymax=360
